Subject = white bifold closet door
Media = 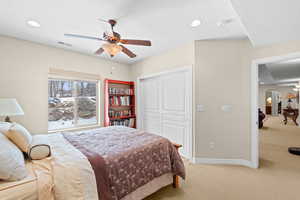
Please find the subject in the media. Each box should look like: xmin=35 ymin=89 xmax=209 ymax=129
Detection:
xmin=139 ymin=68 xmax=192 ymax=158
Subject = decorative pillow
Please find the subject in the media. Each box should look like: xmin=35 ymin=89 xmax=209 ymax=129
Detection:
xmin=0 ymin=122 xmax=12 ymax=137
xmin=0 ymin=132 xmax=28 ymax=181
xmin=7 ymin=123 xmax=33 ymax=152
xmin=28 ymin=135 xmax=51 ymax=160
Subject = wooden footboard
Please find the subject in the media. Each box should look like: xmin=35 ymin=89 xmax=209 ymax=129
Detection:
xmin=172 ymin=143 xmax=182 ymax=188
xmin=173 ymin=175 xmax=180 ymax=188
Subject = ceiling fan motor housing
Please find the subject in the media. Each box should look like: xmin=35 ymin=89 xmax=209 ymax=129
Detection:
xmin=103 ymin=31 xmax=121 ymax=43
xmin=108 ymin=19 xmax=117 ymax=27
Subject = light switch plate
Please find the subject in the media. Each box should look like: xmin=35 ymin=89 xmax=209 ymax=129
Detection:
xmin=221 ymin=105 xmax=233 ymax=112
xmin=197 ymin=104 xmax=205 ymax=112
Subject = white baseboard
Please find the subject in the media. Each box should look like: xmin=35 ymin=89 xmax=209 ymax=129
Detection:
xmin=192 ymin=157 xmax=257 ymax=168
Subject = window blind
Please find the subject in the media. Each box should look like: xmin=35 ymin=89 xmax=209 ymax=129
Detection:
xmin=49 ymin=68 xmax=102 ymax=82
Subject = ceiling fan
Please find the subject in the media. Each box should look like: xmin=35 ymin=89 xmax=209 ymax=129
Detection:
xmin=64 ymin=19 xmax=152 ymax=58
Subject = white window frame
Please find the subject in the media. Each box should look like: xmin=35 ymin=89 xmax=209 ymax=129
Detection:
xmin=48 ymin=76 xmax=101 ymax=132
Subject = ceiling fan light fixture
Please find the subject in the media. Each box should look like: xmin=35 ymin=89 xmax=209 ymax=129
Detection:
xmin=102 ymin=43 xmax=122 ymax=57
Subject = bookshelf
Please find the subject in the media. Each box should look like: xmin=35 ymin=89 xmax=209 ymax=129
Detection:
xmin=104 ymin=79 xmax=136 ymax=128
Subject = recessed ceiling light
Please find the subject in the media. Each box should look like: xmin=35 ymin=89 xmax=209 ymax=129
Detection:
xmin=27 ymin=20 xmax=41 ymax=28
xmin=217 ymin=18 xmax=234 ymax=27
xmin=191 ymin=19 xmax=201 ymax=27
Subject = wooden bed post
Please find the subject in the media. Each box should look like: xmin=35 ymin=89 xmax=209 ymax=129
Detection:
xmin=173 ymin=175 xmax=180 ymax=188
xmin=172 ymin=143 xmax=182 ymax=188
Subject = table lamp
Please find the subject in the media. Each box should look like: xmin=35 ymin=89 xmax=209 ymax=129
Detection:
xmin=0 ymin=98 xmax=24 ymax=122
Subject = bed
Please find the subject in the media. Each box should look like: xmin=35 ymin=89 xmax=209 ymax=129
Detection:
xmin=0 ymin=126 xmax=185 ymax=200
xmin=0 ymin=162 xmax=38 ymax=200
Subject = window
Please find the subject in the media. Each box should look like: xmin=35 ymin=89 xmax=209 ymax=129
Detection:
xmin=48 ymin=78 xmax=99 ymax=131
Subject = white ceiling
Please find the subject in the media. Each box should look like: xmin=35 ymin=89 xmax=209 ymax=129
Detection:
xmin=0 ymin=0 xmax=246 ymax=64
xmin=1 ymin=0 xmax=300 ymax=64
xmin=259 ymin=58 xmax=300 ymax=86
xmin=230 ymin=0 xmax=300 ymax=46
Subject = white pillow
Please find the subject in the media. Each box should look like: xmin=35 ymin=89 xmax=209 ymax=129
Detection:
xmin=7 ymin=123 xmax=33 ymax=152
xmin=28 ymin=135 xmax=51 ymax=160
xmin=0 ymin=132 xmax=28 ymax=181
xmin=0 ymin=122 xmax=12 ymax=137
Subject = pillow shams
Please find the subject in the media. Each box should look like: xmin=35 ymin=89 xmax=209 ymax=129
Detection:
xmin=0 ymin=133 xmax=28 ymax=181
xmin=0 ymin=122 xmax=12 ymax=137
xmin=28 ymin=135 xmax=51 ymax=160
xmin=7 ymin=123 xmax=33 ymax=152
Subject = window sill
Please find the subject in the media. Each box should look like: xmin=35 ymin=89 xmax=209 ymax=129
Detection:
xmin=48 ymin=124 xmax=102 ymax=134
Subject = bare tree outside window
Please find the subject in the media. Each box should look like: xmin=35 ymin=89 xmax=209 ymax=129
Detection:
xmin=48 ymin=79 xmax=98 ymax=131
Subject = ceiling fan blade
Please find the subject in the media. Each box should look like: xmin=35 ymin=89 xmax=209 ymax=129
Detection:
xmin=95 ymin=47 xmax=104 ymax=55
xmin=120 ymin=39 xmax=151 ymax=46
xmin=120 ymin=45 xmax=136 ymax=58
xmin=98 ymin=18 xmax=109 ymax=23
xmin=64 ymin=34 xmax=105 ymax=41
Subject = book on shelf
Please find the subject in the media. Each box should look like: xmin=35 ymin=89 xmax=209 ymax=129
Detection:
xmin=129 ymin=118 xmax=135 ymax=128
xmin=109 ymin=87 xmax=134 ymax=95
xmin=109 ymin=118 xmax=135 ymax=128
xmin=108 ymin=109 xmax=132 ymax=118
xmin=109 ymin=96 xmax=131 ymax=106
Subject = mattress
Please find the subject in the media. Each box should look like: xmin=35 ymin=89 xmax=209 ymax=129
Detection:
xmin=0 ymin=162 xmax=38 ymax=200
xmin=0 ymin=167 xmax=172 ymax=200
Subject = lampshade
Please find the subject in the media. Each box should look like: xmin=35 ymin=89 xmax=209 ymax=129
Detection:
xmin=287 ymin=93 xmax=297 ymax=99
xmin=102 ymin=43 xmax=122 ymax=57
xmin=0 ymin=98 xmax=24 ymax=116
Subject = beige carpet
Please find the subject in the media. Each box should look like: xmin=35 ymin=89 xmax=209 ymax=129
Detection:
xmin=145 ymin=116 xmax=300 ymax=200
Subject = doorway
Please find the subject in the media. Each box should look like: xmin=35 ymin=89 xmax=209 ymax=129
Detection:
xmin=264 ymin=90 xmax=280 ymax=115
xmin=137 ymin=67 xmax=193 ymax=160
xmin=251 ymin=53 xmax=300 ymax=168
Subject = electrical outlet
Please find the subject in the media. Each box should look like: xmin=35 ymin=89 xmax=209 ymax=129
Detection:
xmin=209 ymin=142 xmax=215 ymax=149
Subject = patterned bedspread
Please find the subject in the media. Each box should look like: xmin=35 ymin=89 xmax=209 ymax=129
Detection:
xmin=63 ymin=126 xmax=185 ymax=200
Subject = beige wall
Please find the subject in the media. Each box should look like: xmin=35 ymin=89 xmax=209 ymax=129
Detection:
xmin=130 ymin=42 xmax=195 ymax=79
xmin=0 ymin=36 xmax=131 ymax=133
xmin=253 ymin=40 xmax=300 ymax=59
xmin=194 ymin=39 xmax=300 ymax=161
xmin=195 ymin=39 xmax=253 ymax=159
